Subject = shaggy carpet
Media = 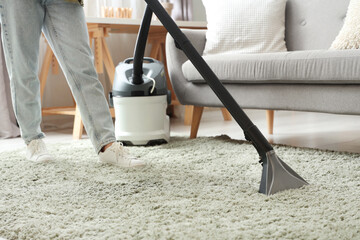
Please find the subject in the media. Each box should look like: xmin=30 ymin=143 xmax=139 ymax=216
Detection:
xmin=0 ymin=136 xmax=359 ymax=240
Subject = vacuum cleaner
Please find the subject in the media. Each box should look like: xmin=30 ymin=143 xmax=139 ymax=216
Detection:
xmin=110 ymin=8 xmax=171 ymax=146
xmin=139 ymin=0 xmax=308 ymax=195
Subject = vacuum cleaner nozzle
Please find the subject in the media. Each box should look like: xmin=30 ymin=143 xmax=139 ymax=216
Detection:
xmin=259 ymin=150 xmax=308 ymax=195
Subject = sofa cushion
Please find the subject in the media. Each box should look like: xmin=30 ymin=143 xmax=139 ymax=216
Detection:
xmin=182 ymin=49 xmax=360 ymax=84
xmin=202 ymin=0 xmax=287 ymax=56
xmin=330 ymin=0 xmax=360 ymax=50
xmin=285 ymin=0 xmax=350 ymax=51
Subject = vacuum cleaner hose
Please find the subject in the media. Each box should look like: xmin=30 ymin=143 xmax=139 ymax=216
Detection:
xmin=132 ymin=6 xmax=153 ymax=85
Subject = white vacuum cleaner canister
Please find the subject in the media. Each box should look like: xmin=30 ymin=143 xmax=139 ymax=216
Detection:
xmin=113 ymin=95 xmax=170 ymax=145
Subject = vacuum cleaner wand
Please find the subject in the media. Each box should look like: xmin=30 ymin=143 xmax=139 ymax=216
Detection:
xmin=132 ymin=6 xmax=153 ymax=85
xmin=144 ymin=0 xmax=308 ymax=195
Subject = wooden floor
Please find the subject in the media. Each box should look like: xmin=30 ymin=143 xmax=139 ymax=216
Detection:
xmin=1 ymin=109 xmax=360 ymax=153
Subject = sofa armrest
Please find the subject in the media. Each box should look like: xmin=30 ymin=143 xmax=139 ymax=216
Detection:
xmin=165 ymin=29 xmax=207 ymax=105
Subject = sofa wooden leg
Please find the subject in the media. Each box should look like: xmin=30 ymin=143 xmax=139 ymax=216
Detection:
xmin=190 ymin=106 xmax=204 ymax=139
xmin=184 ymin=105 xmax=194 ymax=126
xmin=221 ymin=108 xmax=232 ymax=121
xmin=266 ymin=110 xmax=274 ymax=135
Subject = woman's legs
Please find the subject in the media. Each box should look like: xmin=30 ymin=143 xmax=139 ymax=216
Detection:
xmin=0 ymin=0 xmax=46 ymax=144
xmin=0 ymin=0 xmax=144 ymax=167
xmin=42 ymin=0 xmax=116 ymax=153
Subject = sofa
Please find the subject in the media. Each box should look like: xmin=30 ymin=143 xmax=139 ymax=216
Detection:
xmin=165 ymin=0 xmax=360 ymax=138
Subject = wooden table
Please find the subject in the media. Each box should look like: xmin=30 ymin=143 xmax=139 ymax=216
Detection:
xmin=39 ymin=18 xmax=230 ymax=139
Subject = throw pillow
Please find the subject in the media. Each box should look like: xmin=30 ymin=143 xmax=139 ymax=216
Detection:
xmin=330 ymin=0 xmax=360 ymax=50
xmin=202 ymin=0 xmax=287 ymax=56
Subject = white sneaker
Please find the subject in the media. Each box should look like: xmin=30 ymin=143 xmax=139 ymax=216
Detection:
xmin=98 ymin=142 xmax=146 ymax=168
xmin=26 ymin=139 xmax=54 ymax=163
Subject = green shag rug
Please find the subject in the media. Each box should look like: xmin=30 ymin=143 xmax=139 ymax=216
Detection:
xmin=0 ymin=136 xmax=359 ymax=240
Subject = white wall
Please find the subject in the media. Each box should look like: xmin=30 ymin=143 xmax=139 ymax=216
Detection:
xmin=192 ymin=0 xmax=206 ymax=21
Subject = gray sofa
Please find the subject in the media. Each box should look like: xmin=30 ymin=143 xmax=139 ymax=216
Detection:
xmin=166 ymin=0 xmax=360 ymax=138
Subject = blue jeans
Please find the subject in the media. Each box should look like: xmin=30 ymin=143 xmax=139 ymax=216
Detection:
xmin=0 ymin=0 xmax=116 ymax=153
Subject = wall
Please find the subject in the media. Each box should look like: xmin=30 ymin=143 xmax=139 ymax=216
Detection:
xmin=192 ymin=0 xmax=206 ymax=21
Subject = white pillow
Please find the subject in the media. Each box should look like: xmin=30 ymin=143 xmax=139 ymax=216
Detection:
xmin=202 ymin=0 xmax=287 ymax=56
xmin=330 ymin=0 xmax=360 ymax=50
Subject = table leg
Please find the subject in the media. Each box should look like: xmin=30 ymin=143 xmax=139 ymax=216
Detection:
xmin=73 ymin=105 xmax=84 ymax=139
xmin=94 ymin=37 xmax=104 ymax=74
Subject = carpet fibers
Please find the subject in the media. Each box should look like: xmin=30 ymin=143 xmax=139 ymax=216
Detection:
xmin=0 ymin=136 xmax=359 ymax=239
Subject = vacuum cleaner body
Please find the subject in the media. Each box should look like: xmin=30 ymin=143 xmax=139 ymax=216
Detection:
xmin=110 ymin=57 xmax=170 ymax=145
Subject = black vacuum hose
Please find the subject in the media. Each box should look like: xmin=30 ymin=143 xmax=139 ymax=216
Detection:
xmin=132 ymin=6 xmax=153 ymax=85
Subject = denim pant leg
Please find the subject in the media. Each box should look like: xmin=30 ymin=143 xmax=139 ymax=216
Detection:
xmin=0 ymin=0 xmax=46 ymax=144
xmin=42 ymin=1 xmax=116 ymax=153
